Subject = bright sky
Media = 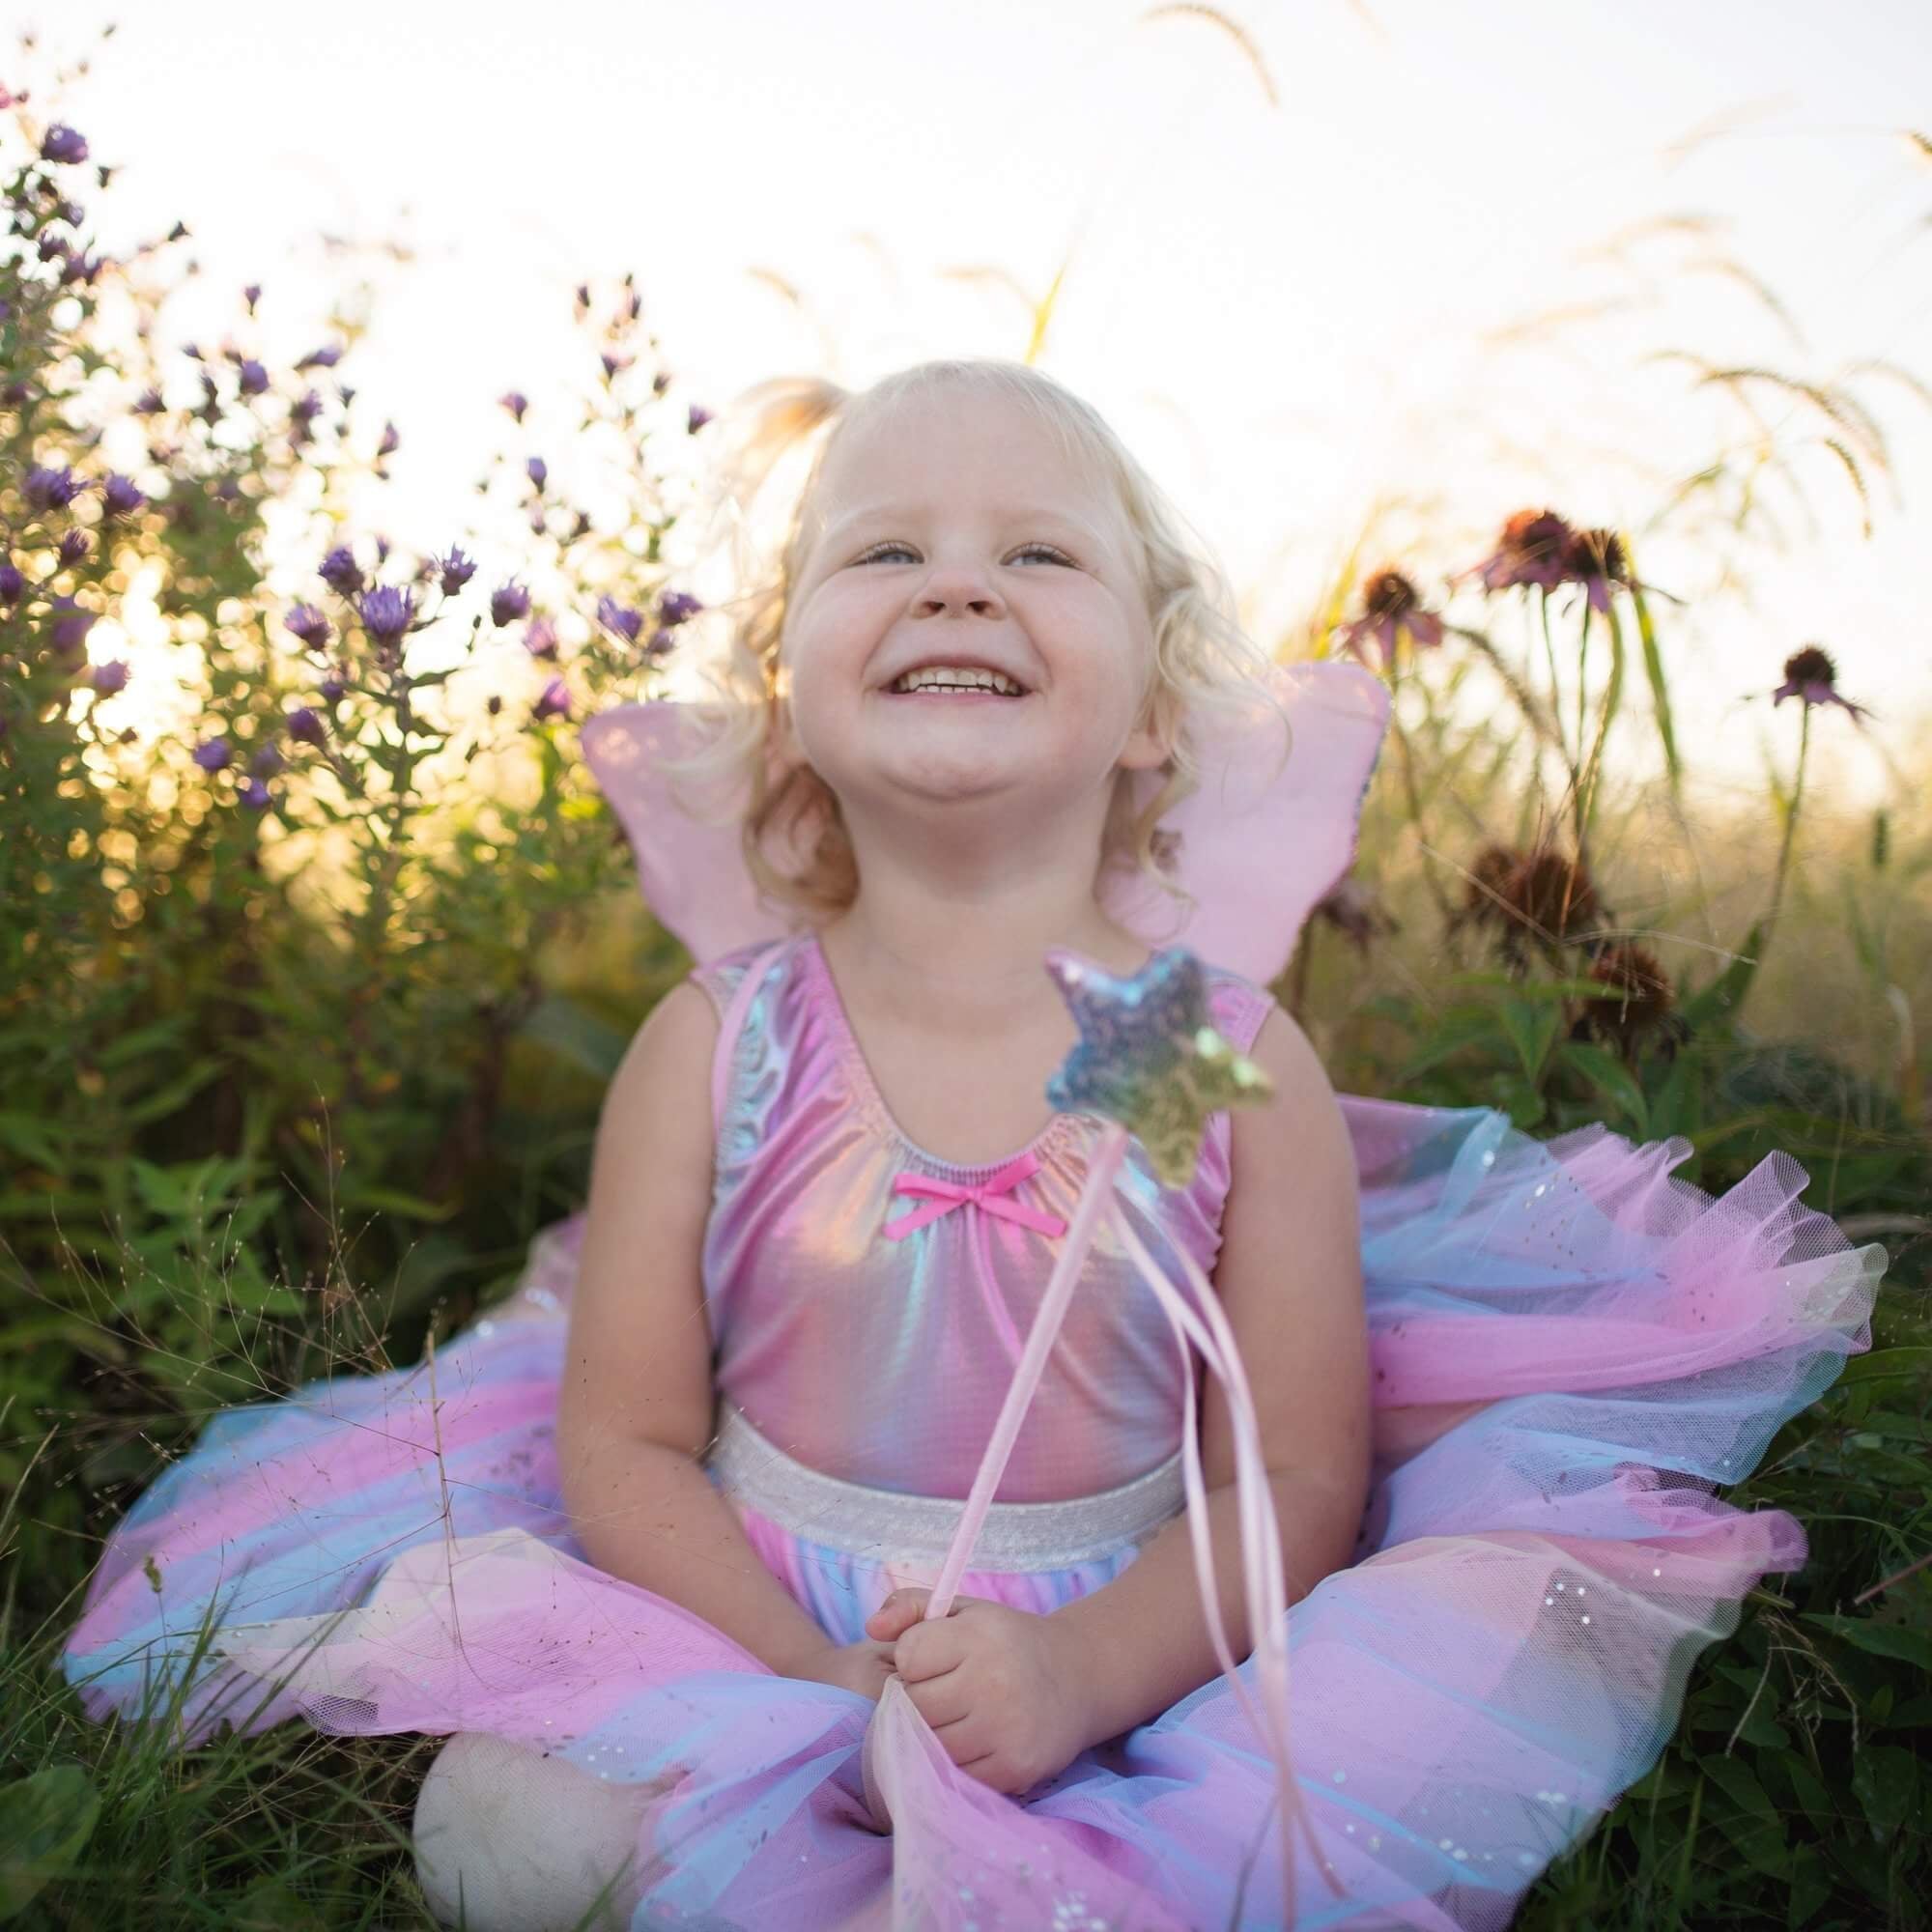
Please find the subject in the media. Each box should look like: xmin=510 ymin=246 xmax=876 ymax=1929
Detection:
xmin=24 ymin=0 xmax=1932 ymax=815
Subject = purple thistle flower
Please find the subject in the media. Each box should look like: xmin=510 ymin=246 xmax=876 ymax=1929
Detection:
xmin=532 ymin=676 xmax=571 ymax=723
xmin=237 ymin=359 xmax=270 ymax=397
xmin=490 ymin=580 xmax=531 ymax=628
xmin=101 ymin=472 xmax=147 ymax=518
xmin=1772 ymin=645 xmax=1872 ymax=724
xmin=24 ymin=464 xmax=81 ymax=512
xmin=318 ymin=672 xmax=347 ymax=703
xmin=658 ymin=589 xmax=703 ymax=627
xmin=297 ymin=344 xmax=343 ymax=370
xmin=596 ymin=594 xmax=643 ymax=645
xmin=438 ymin=546 xmax=477 ymax=595
xmin=288 ymin=706 xmax=327 ymax=744
xmin=319 ymin=545 xmax=364 ymax=596
xmin=193 ymin=736 xmax=234 ymax=772
xmin=0 ymin=564 xmax=24 ymax=605
xmin=240 ymin=778 xmax=272 ymax=810
xmin=646 ymin=626 xmax=675 ymax=658
xmin=60 ymin=199 xmax=86 ymax=227
xmin=41 ymin=123 xmax=89 ymax=166
xmin=526 ymin=455 xmax=547 ymax=490
xmin=243 ymin=282 xmax=262 ymax=313
xmin=687 ymin=404 xmax=713 ymax=434
xmin=357 ymin=583 xmax=416 ymax=645
xmin=50 ymin=600 xmax=95 ymax=653
xmin=498 ymin=390 xmax=528 ymax=423
xmin=374 ymin=534 xmax=392 ymax=565
xmin=66 ymin=250 xmax=106 ymax=288
xmin=90 ymin=659 xmax=130 ymax=696
xmin=601 ymin=353 xmax=633 ymax=382
xmin=251 ymin=744 xmax=285 ymax=777
xmin=377 ymin=421 xmax=400 ymax=460
xmin=290 ymin=388 xmax=324 ymax=426
xmin=183 ymin=342 xmax=203 ymax=361
xmin=284 ymin=603 xmax=331 ymax=651
xmin=58 ymin=529 xmax=91 ymax=567
xmin=523 ymin=615 xmax=559 ymax=660
xmin=38 ymin=233 xmax=68 ymax=264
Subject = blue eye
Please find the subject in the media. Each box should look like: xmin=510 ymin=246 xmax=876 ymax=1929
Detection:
xmin=852 ymin=541 xmax=1075 ymax=567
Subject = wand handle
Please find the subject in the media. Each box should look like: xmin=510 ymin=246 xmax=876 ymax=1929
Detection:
xmin=923 ymin=1122 xmax=1131 ymax=1620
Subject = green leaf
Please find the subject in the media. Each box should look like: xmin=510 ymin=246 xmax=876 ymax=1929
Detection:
xmin=336 ymin=1181 xmax=458 ymax=1222
xmin=1629 ymin=579 xmax=1681 ymax=792
xmin=1555 ymin=1040 xmax=1649 ymax=1133
xmin=1498 ymin=997 xmax=1560 ymax=1080
xmin=1700 ymin=1753 xmax=1776 ymax=1821
xmin=1679 ymin=923 xmax=1764 ymax=1034
xmin=1801 ymin=1612 xmax=1932 ymax=1671
xmin=1850 ymin=1744 xmax=1917 ymax=1842
xmin=0 ymin=1763 xmax=101 ymax=1918
xmin=0 ymin=1111 xmax=64 ymax=1171
xmin=518 ymin=991 xmax=632 ymax=1083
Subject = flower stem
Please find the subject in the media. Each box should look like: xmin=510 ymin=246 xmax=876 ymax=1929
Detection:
xmin=1767 ymin=702 xmax=1811 ymax=933
xmin=1571 ymin=599 xmax=1593 ymax=859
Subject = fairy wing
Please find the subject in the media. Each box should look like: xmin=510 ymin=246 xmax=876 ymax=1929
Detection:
xmin=580 ymin=660 xmax=1390 ymax=982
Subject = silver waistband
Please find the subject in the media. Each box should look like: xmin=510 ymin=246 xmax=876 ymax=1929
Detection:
xmin=702 ymin=1404 xmax=1185 ymax=1573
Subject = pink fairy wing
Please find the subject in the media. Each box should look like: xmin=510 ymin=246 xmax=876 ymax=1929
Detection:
xmin=1098 ymin=660 xmax=1391 ymax=983
xmin=579 ymin=701 xmax=798 ymax=967
xmin=581 ymin=661 xmax=1389 ymax=979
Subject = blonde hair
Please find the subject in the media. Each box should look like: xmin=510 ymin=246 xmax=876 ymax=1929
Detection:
xmin=659 ymin=358 xmax=1290 ymax=930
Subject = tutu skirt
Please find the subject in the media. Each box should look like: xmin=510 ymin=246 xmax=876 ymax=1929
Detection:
xmin=62 ymin=1098 xmax=1881 ymax=1930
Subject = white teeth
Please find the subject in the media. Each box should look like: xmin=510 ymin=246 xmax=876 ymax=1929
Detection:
xmin=890 ymin=665 xmax=1023 ymax=696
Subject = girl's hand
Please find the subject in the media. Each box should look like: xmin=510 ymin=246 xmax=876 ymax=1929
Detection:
xmin=788 ymin=1636 xmax=899 ymax=1703
xmin=864 ymin=1586 xmax=1095 ymax=1796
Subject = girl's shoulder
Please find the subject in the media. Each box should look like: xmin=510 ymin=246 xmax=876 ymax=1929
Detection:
xmin=1199 ymin=956 xmax=1278 ymax=1057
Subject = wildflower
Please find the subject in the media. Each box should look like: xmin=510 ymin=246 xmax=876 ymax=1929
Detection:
xmin=526 ymin=455 xmax=548 ymax=490
xmin=192 ymin=736 xmax=234 ymax=772
xmin=499 ymin=389 xmax=528 ymax=423
xmin=646 ymin=626 xmax=676 ymax=658
xmin=24 ymin=464 xmax=82 ymax=513
xmin=239 ymin=778 xmax=272 ymax=810
xmin=319 ymin=545 xmax=364 ymax=596
xmin=576 ymin=282 xmax=591 ymax=310
xmin=41 ymin=124 xmax=89 ymax=166
xmin=377 ymin=421 xmax=400 ymax=460
xmin=687 ymin=404 xmax=712 ymax=434
xmin=0 ymin=563 xmax=24 ymax=605
xmin=49 ymin=600 xmax=95 ymax=654
xmin=243 ymin=283 xmax=262 ymax=313
xmin=90 ymin=660 xmax=130 ymax=696
xmin=183 ymin=342 xmax=203 ymax=361
xmin=658 ymin=589 xmax=703 ymax=627
xmin=491 ymin=580 xmax=531 ymax=627
xmin=100 ymin=473 xmax=146 ymax=519
xmin=596 ymin=594 xmax=643 ymax=645
xmin=58 ymin=529 xmax=90 ymax=567
xmin=284 ymin=603 xmax=331 ymax=652
xmin=287 ymin=706 xmax=326 ymax=744
xmin=1573 ymin=943 xmax=1683 ymax=1061
xmin=1454 ymin=841 xmax=1601 ymax=964
xmin=357 ymin=583 xmax=416 ymax=646
xmin=318 ymin=672 xmax=347 ymax=702
xmin=133 ymin=387 xmax=165 ymax=415
xmin=297 ymin=344 xmax=343 ymax=371
xmin=251 ymin=744 xmax=285 ymax=778
xmin=1772 ymin=644 xmax=1870 ymax=724
xmin=653 ymin=372 xmax=670 ymax=397
xmin=602 ymin=352 xmax=633 ymax=381
xmin=59 ymin=199 xmax=86 ymax=228
xmin=487 ymin=694 xmax=503 ymax=716
xmin=338 ymin=384 xmax=356 ymax=408
xmin=1334 ymin=568 xmax=1444 ymax=669
xmin=523 ymin=615 xmax=559 ymax=660
xmin=1554 ymin=526 xmax=1651 ymax=613
xmin=290 ymin=388 xmax=324 ymax=428
xmin=532 ymin=676 xmax=571 ymax=722
xmin=438 ymin=546 xmax=477 ymax=595
xmin=237 ymin=359 xmax=270 ymax=398
xmin=1460 ymin=509 xmax=1574 ymax=594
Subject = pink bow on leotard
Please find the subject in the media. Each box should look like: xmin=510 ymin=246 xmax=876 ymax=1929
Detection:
xmin=881 ymin=1150 xmax=1070 ymax=1241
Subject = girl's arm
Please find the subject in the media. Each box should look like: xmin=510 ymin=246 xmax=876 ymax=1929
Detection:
xmin=554 ymin=980 xmax=834 ymax=1679
xmin=1043 ymin=1004 xmax=1372 ymax=1745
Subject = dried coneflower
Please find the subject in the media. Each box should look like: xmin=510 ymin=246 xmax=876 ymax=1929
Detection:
xmin=1507 ymin=846 xmax=1601 ymax=944
xmin=1573 ymin=942 xmax=1684 ymax=1061
xmin=1459 ymin=510 xmax=1575 ymax=595
xmin=1772 ymin=644 xmax=1872 ymax=724
xmin=1335 ymin=568 xmax=1445 ymax=670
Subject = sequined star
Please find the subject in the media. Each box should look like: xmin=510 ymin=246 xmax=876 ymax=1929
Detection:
xmin=1042 ymin=945 xmax=1273 ymax=1187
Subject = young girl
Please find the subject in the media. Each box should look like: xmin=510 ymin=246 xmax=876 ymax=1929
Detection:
xmin=63 ymin=360 xmax=1882 ymax=1932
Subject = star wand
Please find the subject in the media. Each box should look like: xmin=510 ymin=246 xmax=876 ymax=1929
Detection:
xmin=859 ymin=946 xmax=1337 ymax=1924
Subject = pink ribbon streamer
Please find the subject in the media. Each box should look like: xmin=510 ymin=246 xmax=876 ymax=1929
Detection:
xmin=881 ymin=1150 xmax=1070 ymax=1241
xmin=860 ymin=1122 xmax=1336 ymax=1921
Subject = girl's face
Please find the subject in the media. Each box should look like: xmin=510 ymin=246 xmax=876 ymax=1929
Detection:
xmin=777 ymin=390 xmax=1167 ymax=836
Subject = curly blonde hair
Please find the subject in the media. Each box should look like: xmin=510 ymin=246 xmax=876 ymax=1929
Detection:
xmin=657 ymin=358 xmax=1289 ymax=931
